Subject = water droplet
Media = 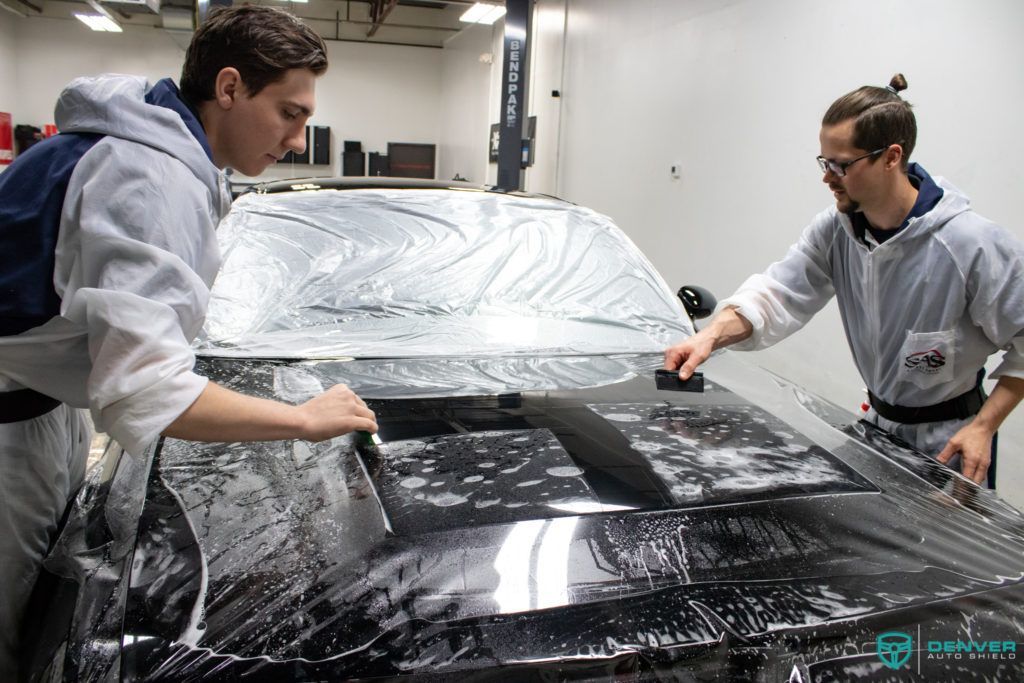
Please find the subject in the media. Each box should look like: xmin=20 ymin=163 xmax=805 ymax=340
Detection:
xmin=546 ymin=466 xmax=585 ymax=477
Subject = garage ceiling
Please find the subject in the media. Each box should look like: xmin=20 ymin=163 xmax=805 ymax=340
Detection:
xmin=1 ymin=0 xmax=481 ymax=48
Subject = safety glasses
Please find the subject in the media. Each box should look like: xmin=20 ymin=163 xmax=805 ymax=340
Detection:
xmin=816 ymin=147 xmax=887 ymax=177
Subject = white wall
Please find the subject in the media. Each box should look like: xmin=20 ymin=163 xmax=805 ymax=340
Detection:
xmin=0 ymin=11 xmax=18 ymax=117
xmin=13 ymin=17 xmax=185 ymax=126
xmin=0 ymin=10 xmax=24 ymax=174
xmin=244 ymin=39 xmax=444 ymax=182
xmin=523 ymin=0 xmax=566 ymax=196
xmin=436 ymin=24 xmax=491 ymax=184
xmin=6 ymin=16 xmax=444 ymax=182
xmin=550 ymin=0 xmax=1024 ymax=501
xmin=437 ymin=24 xmax=492 ymax=183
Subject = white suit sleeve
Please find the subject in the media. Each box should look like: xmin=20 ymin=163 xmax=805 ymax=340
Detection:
xmin=962 ymin=221 xmax=1024 ymax=381
xmin=718 ymin=211 xmax=838 ymax=351
xmin=55 ymin=141 xmax=218 ymax=454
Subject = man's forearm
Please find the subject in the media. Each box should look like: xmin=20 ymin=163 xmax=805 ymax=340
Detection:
xmin=163 ymin=381 xmax=307 ymax=442
xmin=704 ymin=306 xmax=754 ymax=350
xmin=973 ymin=375 xmax=1024 ymax=434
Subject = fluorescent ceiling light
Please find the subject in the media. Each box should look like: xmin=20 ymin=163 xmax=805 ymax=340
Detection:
xmin=460 ymin=2 xmax=506 ymax=25
xmin=79 ymin=0 xmax=123 ymax=31
xmin=74 ymin=13 xmax=123 ymax=31
xmin=459 ymin=3 xmax=490 ymax=22
xmin=480 ymin=4 xmax=506 ymax=23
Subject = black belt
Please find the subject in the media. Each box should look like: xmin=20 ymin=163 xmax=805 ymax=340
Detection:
xmin=868 ymin=384 xmax=985 ymax=425
xmin=0 ymin=388 xmax=62 ymax=424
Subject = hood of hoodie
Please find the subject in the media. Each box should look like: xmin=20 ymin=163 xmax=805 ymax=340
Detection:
xmin=835 ymin=169 xmax=973 ymax=246
xmin=54 ymin=74 xmax=225 ymax=203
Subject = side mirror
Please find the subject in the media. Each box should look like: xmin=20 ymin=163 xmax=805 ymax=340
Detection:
xmin=677 ymin=285 xmax=717 ymax=323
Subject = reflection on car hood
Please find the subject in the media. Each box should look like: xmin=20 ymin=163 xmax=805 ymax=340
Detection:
xmin=271 ymin=353 xmax=654 ymax=400
xmin=106 ymin=352 xmax=1024 ymax=680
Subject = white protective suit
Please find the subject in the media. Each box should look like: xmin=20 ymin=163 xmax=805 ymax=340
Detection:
xmin=720 ymin=175 xmax=1024 ymax=458
xmin=0 ymin=75 xmax=230 ymax=677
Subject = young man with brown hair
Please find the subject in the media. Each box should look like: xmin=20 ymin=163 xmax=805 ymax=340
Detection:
xmin=0 ymin=7 xmax=376 ymax=677
xmin=665 ymin=74 xmax=1024 ymax=488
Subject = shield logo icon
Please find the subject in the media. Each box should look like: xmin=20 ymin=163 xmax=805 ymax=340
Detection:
xmin=877 ymin=631 xmax=913 ymax=670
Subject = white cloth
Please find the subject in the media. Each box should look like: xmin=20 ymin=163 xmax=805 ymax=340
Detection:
xmin=0 ymin=75 xmax=231 ymax=454
xmin=720 ymin=176 xmax=1024 ymax=454
xmin=0 ymin=406 xmax=89 ymax=680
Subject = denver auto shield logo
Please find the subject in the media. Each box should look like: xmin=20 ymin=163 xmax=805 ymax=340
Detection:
xmin=877 ymin=631 xmax=913 ymax=670
xmin=904 ymin=348 xmax=946 ymax=373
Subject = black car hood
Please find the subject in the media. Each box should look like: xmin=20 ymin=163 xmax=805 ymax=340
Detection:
xmin=42 ymin=353 xmax=1024 ymax=681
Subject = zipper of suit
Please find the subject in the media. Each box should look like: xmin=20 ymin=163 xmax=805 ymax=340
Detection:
xmin=864 ymin=243 xmax=882 ymax=392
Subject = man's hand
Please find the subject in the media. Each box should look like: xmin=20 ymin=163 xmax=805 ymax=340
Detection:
xmin=933 ymin=376 xmax=1024 ymax=486
xmin=936 ymin=422 xmax=993 ymax=485
xmin=664 ymin=333 xmax=716 ymax=380
xmin=296 ymin=383 xmax=377 ymax=442
xmin=663 ymin=306 xmax=754 ymax=379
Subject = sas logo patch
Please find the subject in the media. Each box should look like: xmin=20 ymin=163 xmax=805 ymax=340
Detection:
xmin=904 ymin=349 xmax=946 ymax=373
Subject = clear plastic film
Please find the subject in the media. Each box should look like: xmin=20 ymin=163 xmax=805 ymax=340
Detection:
xmin=196 ymin=189 xmax=691 ymax=358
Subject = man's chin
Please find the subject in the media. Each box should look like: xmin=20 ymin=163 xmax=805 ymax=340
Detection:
xmin=233 ymin=162 xmax=271 ymax=178
xmin=836 ymin=197 xmax=858 ymax=214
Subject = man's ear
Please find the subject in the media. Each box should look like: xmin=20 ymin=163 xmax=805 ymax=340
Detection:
xmin=213 ymin=67 xmax=244 ymax=111
xmin=884 ymin=143 xmax=904 ymax=171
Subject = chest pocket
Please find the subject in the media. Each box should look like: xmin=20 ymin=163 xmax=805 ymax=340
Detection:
xmin=899 ymin=329 xmax=956 ymax=390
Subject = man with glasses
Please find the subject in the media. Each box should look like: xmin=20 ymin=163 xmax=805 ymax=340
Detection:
xmin=664 ymin=74 xmax=1024 ymax=488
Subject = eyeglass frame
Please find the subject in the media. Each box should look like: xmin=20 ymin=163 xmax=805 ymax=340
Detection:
xmin=816 ymin=146 xmax=890 ymax=177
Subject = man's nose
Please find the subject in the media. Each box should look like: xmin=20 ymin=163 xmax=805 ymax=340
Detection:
xmin=286 ymin=126 xmax=307 ymax=154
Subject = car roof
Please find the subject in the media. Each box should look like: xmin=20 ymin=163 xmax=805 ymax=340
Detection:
xmin=239 ymin=175 xmax=568 ymax=203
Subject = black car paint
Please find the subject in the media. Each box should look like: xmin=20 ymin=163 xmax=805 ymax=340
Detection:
xmin=29 ymin=353 xmax=1024 ymax=681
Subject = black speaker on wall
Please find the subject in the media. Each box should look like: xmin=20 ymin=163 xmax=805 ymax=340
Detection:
xmin=343 ymin=151 xmax=365 ymax=176
xmin=313 ymin=126 xmax=330 ymax=165
xmin=368 ymin=152 xmax=390 ymax=177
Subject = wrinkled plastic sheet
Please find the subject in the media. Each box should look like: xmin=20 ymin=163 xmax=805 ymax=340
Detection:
xmin=196 ymin=189 xmax=691 ymax=358
xmin=33 ymin=443 xmax=155 ymax=682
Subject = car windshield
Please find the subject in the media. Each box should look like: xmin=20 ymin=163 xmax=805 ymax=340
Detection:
xmin=196 ymin=188 xmax=691 ymax=358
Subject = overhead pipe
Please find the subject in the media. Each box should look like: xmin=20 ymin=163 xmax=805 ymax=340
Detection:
xmin=367 ymin=0 xmax=398 ymax=36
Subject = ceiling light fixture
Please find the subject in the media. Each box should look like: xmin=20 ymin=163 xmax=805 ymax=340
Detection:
xmin=460 ymin=2 xmax=506 ymax=25
xmin=74 ymin=12 xmax=123 ymax=32
xmin=78 ymin=0 xmax=123 ymax=32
